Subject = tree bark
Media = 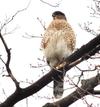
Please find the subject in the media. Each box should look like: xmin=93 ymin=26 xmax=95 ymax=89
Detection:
xmin=43 ymin=74 xmax=100 ymax=107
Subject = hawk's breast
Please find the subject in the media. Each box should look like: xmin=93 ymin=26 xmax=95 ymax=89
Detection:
xmin=41 ymin=19 xmax=76 ymax=67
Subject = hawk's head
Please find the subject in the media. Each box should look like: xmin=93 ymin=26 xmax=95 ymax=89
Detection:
xmin=52 ymin=11 xmax=66 ymax=20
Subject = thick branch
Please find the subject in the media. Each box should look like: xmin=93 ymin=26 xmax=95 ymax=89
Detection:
xmin=43 ymin=74 xmax=100 ymax=107
xmin=0 ymin=34 xmax=100 ymax=107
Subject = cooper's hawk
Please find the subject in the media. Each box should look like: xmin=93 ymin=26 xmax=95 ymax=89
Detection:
xmin=41 ymin=11 xmax=76 ymax=98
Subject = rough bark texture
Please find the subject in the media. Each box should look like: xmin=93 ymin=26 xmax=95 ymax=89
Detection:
xmin=43 ymin=74 xmax=100 ymax=107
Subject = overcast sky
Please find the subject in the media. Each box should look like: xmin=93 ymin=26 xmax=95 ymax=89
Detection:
xmin=0 ymin=0 xmax=100 ymax=107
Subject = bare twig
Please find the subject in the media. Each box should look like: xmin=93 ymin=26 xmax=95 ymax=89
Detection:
xmin=87 ymin=0 xmax=100 ymax=18
xmin=76 ymin=66 xmax=97 ymax=72
xmin=37 ymin=17 xmax=46 ymax=30
xmin=79 ymin=22 xmax=97 ymax=36
xmin=94 ymin=0 xmax=100 ymax=12
xmin=40 ymin=0 xmax=62 ymax=7
xmin=26 ymin=98 xmax=29 ymax=107
xmin=3 ymin=26 xmax=19 ymax=36
xmin=43 ymin=74 xmax=100 ymax=107
xmin=0 ymin=0 xmax=31 ymax=89
xmin=2 ymin=88 xmax=7 ymax=99
xmin=0 ymin=0 xmax=31 ymax=32
xmin=0 ymin=33 xmax=19 ymax=88
xmin=0 ymin=56 xmax=6 ymax=65
xmin=88 ymin=5 xmax=100 ymax=17
xmin=23 ymin=32 xmax=43 ymax=39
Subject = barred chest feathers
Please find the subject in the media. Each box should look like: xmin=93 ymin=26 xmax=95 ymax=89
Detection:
xmin=44 ymin=31 xmax=75 ymax=67
xmin=42 ymin=19 xmax=76 ymax=68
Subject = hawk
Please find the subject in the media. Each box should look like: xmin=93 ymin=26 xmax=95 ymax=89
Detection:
xmin=41 ymin=11 xmax=76 ymax=98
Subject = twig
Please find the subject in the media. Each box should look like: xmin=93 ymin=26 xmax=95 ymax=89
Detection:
xmin=40 ymin=0 xmax=62 ymax=7
xmin=79 ymin=22 xmax=97 ymax=36
xmin=23 ymin=32 xmax=43 ymax=39
xmin=0 ymin=0 xmax=31 ymax=89
xmin=0 ymin=0 xmax=31 ymax=31
xmin=94 ymin=0 xmax=100 ymax=12
xmin=43 ymin=74 xmax=100 ymax=107
xmin=2 ymin=88 xmax=7 ymax=99
xmin=3 ymin=26 xmax=19 ymax=36
xmin=37 ymin=17 xmax=46 ymax=30
xmin=0 ymin=33 xmax=19 ymax=88
xmin=87 ymin=1 xmax=100 ymax=18
xmin=0 ymin=56 xmax=6 ymax=65
xmin=76 ymin=66 xmax=97 ymax=72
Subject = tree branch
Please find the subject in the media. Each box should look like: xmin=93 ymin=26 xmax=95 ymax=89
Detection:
xmin=0 ymin=0 xmax=31 ymax=32
xmin=0 ymin=33 xmax=19 ymax=88
xmin=40 ymin=0 xmax=62 ymax=7
xmin=65 ymin=34 xmax=100 ymax=64
xmin=0 ymin=0 xmax=31 ymax=89
xmin=0 ymin=34 xmax=100 ymax=107
xmin=43 ymin=74 xmax=100 ymax=107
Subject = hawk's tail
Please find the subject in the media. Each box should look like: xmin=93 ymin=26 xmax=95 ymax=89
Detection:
xmin=53 ymin=72 xmax=64 ymax=98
